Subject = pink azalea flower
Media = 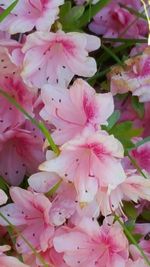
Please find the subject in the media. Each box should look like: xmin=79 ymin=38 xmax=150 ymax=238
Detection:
xmin=23 ymin=246 xmax=68 ymax=267
xmin=130 ymin=223 xmax=150 ymax=260
xmin=0 ymin=40 xmax=21 ymax=78
xmin=0 ymin=30 xmax=10 ymax=40
xmin=126 ymin=259 xmax=148 ymax=267
xmin=28 ymin=170 xmax=101 ymax=224
xmin=97 ymin=172 xmax=150 ymax=216
xmin=0 ymin=189 xmax=7 ymax=205
xmin=54 ymin=218 xmax=129 ymax=267
xmin=0 ymin=42 xmax=35 ymax=134
xmin=89 ymin=0 xmax=147 ymax=39
xmin=40 ymin=78 xmax=114 ymax=145
xmin=130 ymin=240 xmax=150 ymax=264
xmin=131 ymin=142 xmax=150 ymax=173
xmin=96 ymin=185 xmax=123 ymax=216
xmin=120 ymin=173 xmax=150 ymax=203
xmin=49 ymin=183 xmax=77 ymax=226
xmin=28 ymin=171 xmax=60 ymax=194
xmin=29 ymin=171 xmax=77 ymax=226
xmin=40 ymin=129 xmax=126 ymax=203
xmin=0 ymin=187 xmax=54 ymax=253
xmin=0 ymin=129 xmax=45 ymax=185
xmin=0 ymin=0 xmax=64 ymax=34
xmin=20 ymin=31 xmax=100 ymax=88
xmin=0 ymin=76 xmax=35 ymax=134
xmin=108 ymin=48 xmax=150 ymax=102
xmin=130 ymin=44 xmax=148 ymax=57
xmin=0 ymin=245 xmax=29 ymax=267
xmin=134 ymin=223 xmax=150 ymax=238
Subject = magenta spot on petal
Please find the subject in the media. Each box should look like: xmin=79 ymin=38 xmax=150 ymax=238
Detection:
xmin=83 ymin=93 xmax=96 ymax=123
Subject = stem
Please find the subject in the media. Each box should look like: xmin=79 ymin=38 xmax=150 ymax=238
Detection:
xmin=0 ymin=212 xmax=51 ymax=267
xmin=0 ymin=0 xmax=19 ymax=22
xmin=0 ymin=89 xmax=59 ymax=155
xmin=102 ymin=44 xmax=123 ymax=65
xmin=115 ymin=215 xmax=150 ymax=266
xmin=88 ymin=68 xmax=110 ymax=83
xmin=46 ymin=179 xmax=62 ymax=197
xmin=127 ymin=153 xmax=148 ymax=179
xmin=7 ymin=226 xmax=23 ymax=262
xmin=132 ymin=137 xmax=150 ymax=149
xmin=102 ymin=37 xmax=147 ymax=44
xmin=77 ymin=0 xmax=111 ymax=27
xmin=99 ymin=43 xmax=133 ymax=65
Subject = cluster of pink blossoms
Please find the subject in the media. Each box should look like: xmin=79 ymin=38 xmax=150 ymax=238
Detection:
xmin=0 ymin=0 xmax=150 ymax=266
xmin=77 ymin=0 xmax=148 ymax=39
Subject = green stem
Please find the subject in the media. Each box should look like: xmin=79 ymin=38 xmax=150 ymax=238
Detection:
xmin=99 ymin=43 xmax=133 ymax=65
xmin=102 ymin=37 xmax=147 ymax=44
xmin=0 ymin=176 xmax=10 ymax=189
xmin=0 ymin=89 xmax=59 ymax=155
xmin=130 ymin=136 xmax=150 ymax=150
xmin=88 ymin=68 xmax=110 ymax=83
xmin=7 ymin=226 xmax=23 ymax=262
xmin=115 ymin=215 xmax=150 ymax=266
xmin=0 ymin=0 xmax=19 ymax=22
xmin=0 ymin=212 xmax=50 ymax=267
xmin=46 ymin=179 xmax=62 ymax=197
xmin=127 ymin=153 xmax=148 ymax=179
xmin=77 ymin=0 xmax=111 ymax=27
xmin=102 ymin=44 xmax=123 ymax=65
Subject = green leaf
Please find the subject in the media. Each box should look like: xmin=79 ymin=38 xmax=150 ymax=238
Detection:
xmin=60 ymin=6 xmax=85 ymax=31
xmin=60 ymin=3 xmax=85 ymax=31
xmin=0 ymin=0 xmax=19 ymax=22
xmin=0 ymin=176 xmax=9 ymax=191
xmin=131 ymin=96 xmax=145 ymax=118
xmin=123 ymin=202 xmax=137 ymax=220
xmin=109 ymin=121 xmax=143 ymax=151
xmin=59 ymin=1 xmax=71 ymax=18
xmin=67 ymin=6 xmax=85 ymax=21
xmin=141 ymin=210 xmax=150 ymax=221
xmin=77 ymin=0 xmax=111 ymax=28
